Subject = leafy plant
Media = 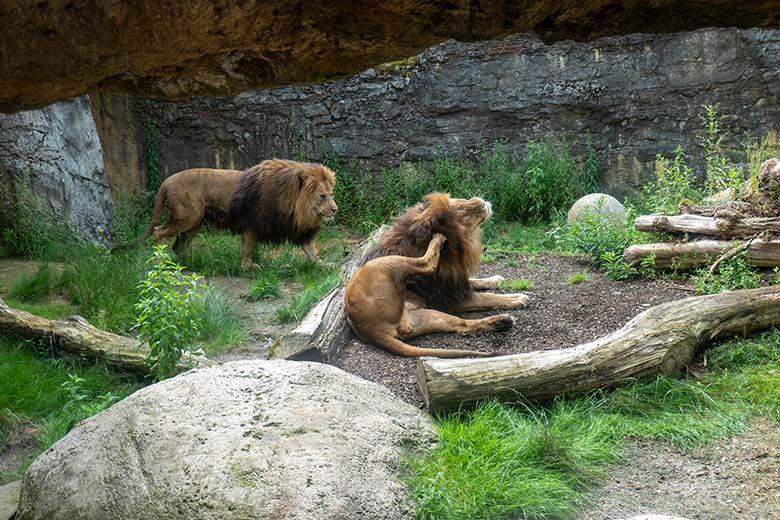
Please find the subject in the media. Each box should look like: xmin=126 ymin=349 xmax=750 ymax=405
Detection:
xmin=691 ymin=251 xmax=762 ymax=294
xmin=600 ymin=251 xmax=638 ymax=281
xmin=698 ymin=103 xmax=744 ymax=194
xmin=645 ymin=147 xmax=701 ymax=214
xmin=133 ymin=245 xmax=205 ymax=380
xmin=0 ymin=171 xmax=62 ymax=259
xmin=554 ymin=202 xmax=636 ymax=271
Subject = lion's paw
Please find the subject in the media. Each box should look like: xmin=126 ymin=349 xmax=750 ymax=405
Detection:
xmin=493 ymin=314 xmax=515 ymax=331
xmin=484 ymin=275 xmax=505 ymax=286
xmin=505 ymin=293 xmax=530 ymax=309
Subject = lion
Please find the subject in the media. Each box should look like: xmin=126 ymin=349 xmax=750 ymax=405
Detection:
xmin=345 ymin=193 xmax=529 ymax=358
xmin=120 ymin=159 xmax=337 ymax=270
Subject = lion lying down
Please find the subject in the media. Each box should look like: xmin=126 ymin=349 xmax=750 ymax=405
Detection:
xmin=118 ymin=159 xmax=337 ymax=271
xmin=345 ymin=193 xmax=529 ymax=358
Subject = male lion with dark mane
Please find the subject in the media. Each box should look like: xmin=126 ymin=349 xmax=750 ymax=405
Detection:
xmin=345 ymin=193 xmax=529 ymax=358
xmin=120 ymin=159 xmax=337 ymax=270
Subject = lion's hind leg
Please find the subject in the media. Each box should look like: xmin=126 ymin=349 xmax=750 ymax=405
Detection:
xmin=402 ymin=308 xmax=514 ymax=338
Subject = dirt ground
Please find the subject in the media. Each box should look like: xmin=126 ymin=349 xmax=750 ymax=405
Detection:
xmin=336 ymin=252 xmax=695 ymax=407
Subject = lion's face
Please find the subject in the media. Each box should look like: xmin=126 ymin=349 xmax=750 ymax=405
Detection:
xmin=295 ymin=163 xmax=338 ymax=230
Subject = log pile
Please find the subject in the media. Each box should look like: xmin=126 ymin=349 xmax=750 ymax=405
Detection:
xmin=624 ymin=158 xmax=780 ymax=271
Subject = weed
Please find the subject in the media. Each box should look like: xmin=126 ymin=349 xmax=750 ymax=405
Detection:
xmin=133 ymin=245 xmax=205 ymax=380
xmin=554 ymin=203 xmax=636 ymax=270
xmin=567 ymin=272 xmax=588 ymax=284
xmin=0 ymin=171 xmax=62 ymax=259
xmin=691 ymin=251 xmax=762 ymax=294
xmin=645 ymin=147 xmax=701 ymax=214
xmin=601 ymin=251 xmax=638 ymax=281
xmin=698 ymin=103 xmax=745 ymax=194
xmin=196 ymin=286 xmax=248 ymax=356
xmin=275 ymin=273 xmax=340 ymax=324
xmin=245 ymin=268 xmax=282 ymax=300
xmin=500 ymin=278 xmax=534 ymax=291
xmin=481 ymin=253 xmax=497 ymax=264
xmin=504 ymin=258 xmax=518 ymax=267
xmin=10 ymin=263 xmax=57 ymax=302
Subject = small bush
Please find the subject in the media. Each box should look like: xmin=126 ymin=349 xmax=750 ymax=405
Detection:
xmin=555 ymin=204 xmax=636 ymax=271
xmin=567 ymin=272 xmax=588 ymax=284
xmin=600 ymin=251 xmax=638 ymax=281
xmin=133 ymin=246 xmax=205 ymax=380
xmin=691 ymin=251 xmax=762 ymax=294
xmin=645 ymin=146 xmax=701 ymax=214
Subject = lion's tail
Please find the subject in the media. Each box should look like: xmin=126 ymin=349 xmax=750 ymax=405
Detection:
xmin=373 ymin=334 xmax=502 ymax=359
xmin=110 ymin=184 xmax=167 ymax=252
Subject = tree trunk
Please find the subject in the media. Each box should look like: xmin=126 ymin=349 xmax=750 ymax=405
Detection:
xmin=270 ymin=225 xmax=389 ymax=362
xmin=0 ymin=298 xmax=211 ymax=374
xmin=416 ymin=286 xmax=780 ymax=411
xmin=623 ymin=239 xmax=780 ymax=270
xmin=634 ymin=214 xmax=780 ymax=239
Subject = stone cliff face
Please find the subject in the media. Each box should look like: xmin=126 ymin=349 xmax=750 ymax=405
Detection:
xmin=123 ymin=28 xmax=780 ymax=197
xmin=0 ymin=96 xmax=113 ymax=241
xmin=2 ymin=0 xmax=779 ymax=112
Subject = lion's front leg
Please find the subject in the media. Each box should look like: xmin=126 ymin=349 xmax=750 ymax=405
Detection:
xmin=454 ymin=291 xmax=530 ymax=312
xmin=469 ymin=275 xmax=505 ymax=290
xmin=239 ymin=232 xmax=260 ymax=271
xmin=302 ymin=237 xmax=331 ymax=267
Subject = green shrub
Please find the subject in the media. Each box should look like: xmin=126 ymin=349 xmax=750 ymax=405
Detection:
xmin=691 ymin=251 xmax=762 ymax=294
xmin=699 ymin=103 xmax=745 ymax=194
xmin=133 ymin=245 xmax=205 ymax=380
xmin=645 ymin=146 xmax=701 ymax=214
xmin=555 ymin=203 xmax=636 ymax=270
xmin=567 ymin=272 xmax=588 ymax=284
xmin=600 ymin=251 xmax=638 ymax=281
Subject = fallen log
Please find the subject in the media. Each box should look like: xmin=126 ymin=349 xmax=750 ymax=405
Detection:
xmin=0 ymin=298 xmax=211 ymax=374
xmin=270 ymin=225 xmax=389 ymax=362
xmin=416 ymin=286 xmax=780 ymax=411
xmin=634 ymin=214 xmax=780 ymax=239
xmin=623 ymin=239 xmax=780 ymax=270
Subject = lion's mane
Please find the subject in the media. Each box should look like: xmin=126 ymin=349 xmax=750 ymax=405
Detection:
xmin=362 ymin=193 xmax=483 ymax=311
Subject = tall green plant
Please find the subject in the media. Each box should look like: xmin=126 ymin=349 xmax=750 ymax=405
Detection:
xmin=698 ymin=103 xmax=744 ymax=193
xmin=134 ymin=245 xmax=204 ymax=380
xmin=0 ymin=172 xmax=61 ymax=258
xmin=645 ymin=147 xmax=700 ymax=214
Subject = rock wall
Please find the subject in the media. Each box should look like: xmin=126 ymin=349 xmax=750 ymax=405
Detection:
xmin=124 ymin=28 xmax=780 ymax=198
xmin=4 ymin=1 xmax=780 ymax=112
xmin=0 ymin=96 xmax=113 ymax=241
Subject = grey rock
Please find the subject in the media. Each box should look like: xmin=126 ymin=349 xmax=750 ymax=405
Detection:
xmin=116 ymin=28 xmax=780 ymax=199
xmin=567 ymin=193 xmax=626 ymax=226
xmin=17 ymin=360 xmax=436 ymax=520
xmin=0 ymin=480 xmax=21 ymax=520
xmin=0 ymin=95 xmax=113 ymax=241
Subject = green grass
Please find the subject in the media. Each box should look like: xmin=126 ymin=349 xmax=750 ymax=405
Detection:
xmin=275 ymin=273 xmax=341 ymax=323
xmin=196 ymin=286 xmax=248 ymax=356
xmin=9 ymin=263 xmax=57 ymax=302
xmin=245 ymin=268 xmax=282 ymax=301
xmin=409 ymin=330 xmax=780 ymax=519
xmin=3 ymin=299 xmax=76 ymax=320
xmin=0 ymin=337 xmax=142 ymax=483
xmin=567 ymin=272 xmax=588 ymax=284
xmin=500 ymin=278 xmax=534 ymax=291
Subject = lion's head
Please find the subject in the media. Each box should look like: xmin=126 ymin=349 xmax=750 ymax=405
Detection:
xmin=229 ymin=159 xmax=337 ymax=244
xmin=363 ymin=192 xmax=490 ymax=311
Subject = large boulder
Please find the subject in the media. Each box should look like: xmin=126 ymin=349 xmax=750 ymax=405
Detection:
xmin=17 ymin=360 xmax=436 ymax=520
xmin=567 ymin=193 xmax=626 ymax=226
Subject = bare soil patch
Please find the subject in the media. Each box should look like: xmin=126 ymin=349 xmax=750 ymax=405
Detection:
xmin=577 ymin=419 xmax=780 ymax=520
xmin=336 ymin=252 xmax=694 ymax=407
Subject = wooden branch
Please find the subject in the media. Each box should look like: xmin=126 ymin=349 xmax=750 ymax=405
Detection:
xmin=416 ymin=286 xmax=780 ymax=411
xmin=634 ymin=214 xmax=720 ymax=235
xmin=271 ymin=225 xmax=389 ymax=362
xmin=0 ymin=298 xmax=211 ymax=373
xmin=623 ymin=239 xmax=780 ymax=270
xmin=635 ymin=214 xmax=780 ymax=239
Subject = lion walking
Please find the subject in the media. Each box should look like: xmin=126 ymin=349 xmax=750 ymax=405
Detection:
xmin=117 ymin=159 xmax=337 ymax=270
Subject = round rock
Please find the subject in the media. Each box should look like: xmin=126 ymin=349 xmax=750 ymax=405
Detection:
xmin=17 ymin=360 xmax=436 ymax=520
xmin=567 ymin=193 xmax=626 ymax=227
